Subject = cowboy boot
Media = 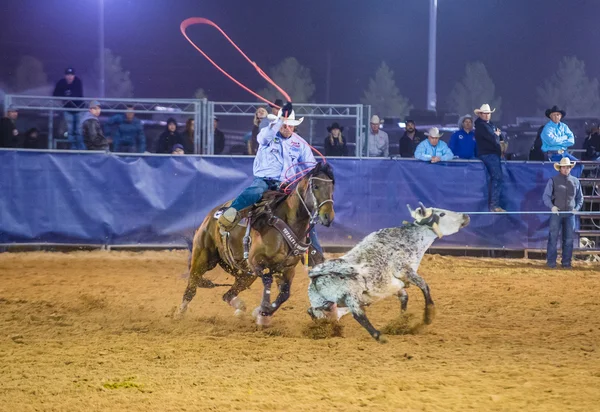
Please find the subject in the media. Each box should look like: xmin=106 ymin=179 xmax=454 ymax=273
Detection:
xmin=218 ymin=207 xmax=240 ymax=231
xmin=308 ymin=248 xmax=325 ymax=268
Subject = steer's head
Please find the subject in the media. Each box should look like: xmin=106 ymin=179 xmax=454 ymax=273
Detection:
xmin=407 ymin=202 xmax=470 ymax=238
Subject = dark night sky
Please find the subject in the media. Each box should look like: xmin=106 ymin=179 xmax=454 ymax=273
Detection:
xmin=1 ymin=0 xmax=599 ymax=121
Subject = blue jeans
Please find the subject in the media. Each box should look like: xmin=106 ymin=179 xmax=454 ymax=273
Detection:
xmin=64 ymin=112 xmax=85 ymax=150
xmin=230 ymin=177 xmax=322 ymax=253
xmin=479 ymin=154 xmax=503 ymax=209
xmin=547 ymin=214 xmax=575 ymax=267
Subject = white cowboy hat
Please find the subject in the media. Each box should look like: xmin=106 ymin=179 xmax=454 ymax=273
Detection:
xmin=474 ymin=104 xmax=496 ymax=115
xmin=425 ymin=127 xmax=443 ymax=138
xmin=370 ymin=115 xmax=381 ymax=124
xmin=554 ymin=157 xmax=576 ymax=171
xmin=266 ymin=109 xmax=304 ymax=126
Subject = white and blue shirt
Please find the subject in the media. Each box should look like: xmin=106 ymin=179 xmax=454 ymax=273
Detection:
xmin=253 ymin=119 xmax=316 ymax=182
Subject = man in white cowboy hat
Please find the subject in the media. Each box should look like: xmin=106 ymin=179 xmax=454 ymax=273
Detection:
xmin=474 ymin=103 xmax=506 ymax=212
xmin=414 ymin=127 xmax=454 ymax=163
xmin=541 ymin=105 xmax=577 ymax=162
xmin=542 ymin=157 xmax=583 ymax=269
xmin=218 ymin=102 xmax=324 ymax=259
xmin=365 ymin=114 xmax=389 ymax=157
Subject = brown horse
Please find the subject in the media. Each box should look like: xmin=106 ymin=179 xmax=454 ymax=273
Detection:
xmin=176 ymin=162 xmax=335 ymax=325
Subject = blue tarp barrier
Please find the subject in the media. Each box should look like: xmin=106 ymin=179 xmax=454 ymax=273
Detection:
xmin=0 ymin=151 xmax=582 ymax=249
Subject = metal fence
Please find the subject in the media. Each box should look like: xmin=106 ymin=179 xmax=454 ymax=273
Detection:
xmin=4 ymin=94 xmax=369 ymax=156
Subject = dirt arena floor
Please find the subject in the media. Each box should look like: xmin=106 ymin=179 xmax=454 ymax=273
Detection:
xmin=0 ymin=251 xmax=599 ymax=411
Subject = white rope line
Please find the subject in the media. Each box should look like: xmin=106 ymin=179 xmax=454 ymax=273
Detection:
xmin=457 ymin=211 xmax=600 ymax=215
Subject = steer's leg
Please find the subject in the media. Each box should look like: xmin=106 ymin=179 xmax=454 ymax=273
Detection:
xmin=345 ymin=295 xmax=382 ymax=341
xmin=398 ymin=289 xmax=409 ymax=312
xmin=406 ymin=268 xmax=435 ymax=324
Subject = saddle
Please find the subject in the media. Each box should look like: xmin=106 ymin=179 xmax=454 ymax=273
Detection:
xmin=214 ymin=191 xmax=312 ymax=274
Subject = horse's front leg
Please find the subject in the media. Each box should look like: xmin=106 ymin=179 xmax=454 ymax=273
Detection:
xmin=254 ymin=267 xmax=295 ymax=326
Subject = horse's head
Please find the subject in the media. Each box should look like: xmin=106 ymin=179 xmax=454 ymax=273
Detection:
xmin=298 ymin=162 xmax=335 ymax=227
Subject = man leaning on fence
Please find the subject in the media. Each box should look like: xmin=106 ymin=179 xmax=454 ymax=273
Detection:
xmin=541 ymin=105 xmax=577 ymax=162
xmin=105 ymin=105 xmax=146 ymax=153
xmin=543 ymin=157 xmax=583 ymax=269
xmin=81 ymin=100 xmax=109 ymax=151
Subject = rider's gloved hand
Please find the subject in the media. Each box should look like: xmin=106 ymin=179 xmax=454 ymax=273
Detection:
xmin=281 ymin=101 xmax=293 ymax=118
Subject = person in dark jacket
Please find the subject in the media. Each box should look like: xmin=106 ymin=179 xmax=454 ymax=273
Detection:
xmin=0 ymin=105 xmax=19 ymax=148
xmin=23 ymin=128 xmax=43 ymax=149
xmin=583 ymin=126 xmax=600 ymax=161
xmin=156 ymin=118 xmax=183 ymax=154
xmin=529 ymin=125 xmax=546 ymax=161
xmin=213 ymin=117 xmax=225 ymax=154
xmin=324 ymin=122 xmax=347 ymax=156
xmin=399 ymin=120 xmax=426 ymax=157
xmin=182 ymin=118 xmax=195 ymax=154
xmin=542 ymin=157 xmax=583 ymax=269
xmin=474 ymin=104 xmax=505 ymax=212
xmin=80 ymin=100 xmax=108 ymax=150
xmin=105 ymin=105 xmax=146 ymax=153
xmin=53 ymin=67 xmax=85 ymax=150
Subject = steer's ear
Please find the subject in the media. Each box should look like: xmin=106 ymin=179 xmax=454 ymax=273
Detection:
xmin=406 ymin=204 xmax=418 ymax=220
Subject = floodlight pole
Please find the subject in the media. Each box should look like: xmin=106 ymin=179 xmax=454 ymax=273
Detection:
xmin=427 ymin=0 xmax=437 ymax=111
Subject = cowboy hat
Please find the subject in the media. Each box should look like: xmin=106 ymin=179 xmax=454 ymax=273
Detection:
xmin=474 ymin=104 xmax=496 ymax=115
xmin=425 ymin=127 xmax=443 ymax=138
xmin=327 ymin=122 xmax=344 ymax=132
xmin=545 ymin=105 xmax=566 ymax=119
xmin=553 ymin=157 xmax=576 ymax=171
xmin=370 ymin=115 xmax=381 ymax=124
xmin=266 ymin=109 xmax=304 ymax=126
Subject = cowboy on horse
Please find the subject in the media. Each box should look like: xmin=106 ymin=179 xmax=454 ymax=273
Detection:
xmin=218 ymin=101 xmax=325 ymax=264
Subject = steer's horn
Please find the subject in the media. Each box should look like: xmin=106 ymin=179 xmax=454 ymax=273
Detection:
xmin=407 ymin=204 xmax=417 ymax=220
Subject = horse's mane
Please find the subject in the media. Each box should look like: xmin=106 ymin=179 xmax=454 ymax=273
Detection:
xmin=307 ymin=162 xmax=335 ymax=184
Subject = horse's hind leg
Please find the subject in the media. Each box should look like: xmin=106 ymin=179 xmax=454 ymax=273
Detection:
xmin=222 ymin=275 xmax=258 ymax=316
xmin=405 ymin=268 xmax=435 ymax=324
xmin=177 ymin=246 xmax=218 ymax=318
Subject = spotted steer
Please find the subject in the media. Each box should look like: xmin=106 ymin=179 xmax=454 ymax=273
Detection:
xmin=307 ymin=203 xmax=470 ymax=341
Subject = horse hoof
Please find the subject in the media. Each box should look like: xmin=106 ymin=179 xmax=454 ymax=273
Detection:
xmin=256 ymin=313 xmax=272 ymax=326
xmin=234 ymin=309 xmax=244 ymax=317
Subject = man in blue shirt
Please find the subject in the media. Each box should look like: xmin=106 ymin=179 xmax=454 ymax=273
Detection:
xmin=105 ymin=105 xmax=146 ymax=153
xmin=541 ymin=105 xmax=577 ymax=161
xmin=542 ymin=157 xmax=583 ymax=269
xmin=415 ymin=128 xmax=454 ymax=162
xmin=218 ymin=102 xmax=324 ymax=259
xmin=449 ymin=115 xmax=476 ymax=159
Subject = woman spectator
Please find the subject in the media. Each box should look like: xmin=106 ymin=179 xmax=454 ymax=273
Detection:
xmin=248 ymin=107 xmax=268 ymax=155
xmin=156 ymin=118 xmax=183 ymax=154
xmin=324 ymin=122 xmax=347 ymax=156
xmin=182 ymin=118 xmax=195 ymax=154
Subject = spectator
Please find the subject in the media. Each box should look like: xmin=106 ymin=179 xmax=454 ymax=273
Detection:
xmin=543 ymin=157 xmax=583 ymax=269
xmin=449 ymin=115 xmax=477 ymax=159
xmin=214 ymin=116 xmax=225 ymax=154
xmin=365 ymin=115 xmax=389 ymax=157
xmin=541 ymin=105 xmax=577 ymax=161
xmin=23 ymin=128 xmax=43 ymax=149
xmin=324 ymin=122 xmax=347 ymax=156
xmin=474 ymin=103 xmax=505 ymax=212
xmin=0 ymin=105 xmax=19 ymax=148
xmin=156 ymin=118 xmax=183 ymax=154
xmin=415 ymin=127 xmax=454 ymax=163
xmin=182 ymin=118 xmax=195 ymax=154
xmin=81 ymin=100 xmax=108 ymax=151
xmin=583 ymin=126 xmax=600 ymax=161
xmin=250 ymin=108 xmax=268 ymax=155
xmin=529 ymin=125 xmax=546 ymax=161
xmin=399 ymin=120 xmax=426 ymax=157
xmin=53 ymin=67 xmax=85 ymax=150
xmin=172 ymin=143 xmax=185 ymax=155
xmin=105 ymin=105 xmax=146 ymax=153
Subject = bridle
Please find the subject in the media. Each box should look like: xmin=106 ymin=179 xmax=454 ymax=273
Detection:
xmin=296 ymin=176 xmax=334 ymax=226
